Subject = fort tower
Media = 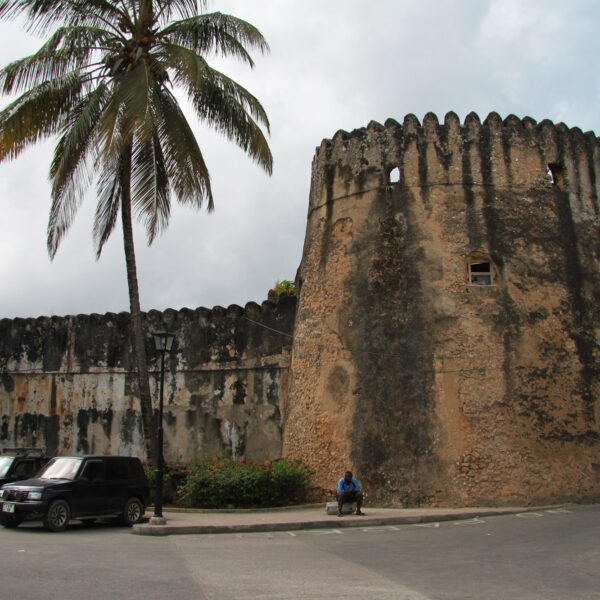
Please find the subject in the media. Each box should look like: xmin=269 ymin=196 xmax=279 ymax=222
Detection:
xmin=283 ymin=112 xmax=600 ymax=506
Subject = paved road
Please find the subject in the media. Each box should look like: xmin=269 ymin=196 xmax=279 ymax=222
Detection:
xmin=1 ymin=505 xmax=598 ymax=599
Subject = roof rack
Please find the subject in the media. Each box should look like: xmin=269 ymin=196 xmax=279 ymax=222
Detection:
xmin=1 ymin=447 xmax=45 ymax=457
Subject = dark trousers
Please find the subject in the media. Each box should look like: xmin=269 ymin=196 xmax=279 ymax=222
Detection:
xmin=337 ymin=490 xmax=363 ymax=512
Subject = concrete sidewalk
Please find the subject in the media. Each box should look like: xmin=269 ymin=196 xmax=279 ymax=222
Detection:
xmin=131 ymin=504 xmax=558 ymax=536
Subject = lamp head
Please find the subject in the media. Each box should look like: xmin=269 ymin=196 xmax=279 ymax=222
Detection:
xmin=153 ymin=331 xmax=175 ymax=352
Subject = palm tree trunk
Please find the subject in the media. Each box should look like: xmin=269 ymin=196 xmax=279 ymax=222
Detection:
xmin=120 ymin=142 xmax=156 ymax=466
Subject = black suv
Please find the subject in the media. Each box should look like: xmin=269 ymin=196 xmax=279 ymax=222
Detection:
xmin=0 ymin=455 xmax=149 ymax=532
xmin=0 ymin=448 xmax=49 ymax=487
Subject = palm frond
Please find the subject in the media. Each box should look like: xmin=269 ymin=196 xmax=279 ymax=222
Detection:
xmin=162 ymin=44 xmax=271 ymax=174
xmin=155 ymin=0 xmax=207 ymax=24
xmin=0 ymin=0 xmax=128 ymax=35
xmin=93 ymin=59 xmax=168 ymax=247
xmin=95 ymin=61 xmax=155 ymax=163
xmin=163 ymin=44 xmax=269 ymax=128
xmin=0 ymin=72 xmax=83 ymax=162
xmin=155 ymin=85 xmax=212 ymax=208
xmin=130 ymin=131 xmax=170 ymax=244
xmin=160 ymin=12 xmax=269 ymax=64
xmin=0 ymin=26 xmax=114 ymax=94
xmin=47 ymin=84 xmax=109 ymax=256
xmin=116 ymin=60 xmax=156 ymax=128
xmin=195 ymin=81 xmax=272 ymax=175
xmin=93 ymin=149 xmax=122 ymax=256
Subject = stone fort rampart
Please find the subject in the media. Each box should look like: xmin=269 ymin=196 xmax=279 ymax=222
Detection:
xmin=282 ymin=111 xmax=600 ymax=506
xmin=0 ymin=296 xmax=295 ymax=461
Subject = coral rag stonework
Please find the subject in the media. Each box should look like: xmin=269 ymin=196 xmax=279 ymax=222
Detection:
xmin=2 ymin=112 xmax=600 ymax=507
xmin=283 ymin=112 xmax=600 ymax=507
xmin=0 ymin=298 xmax=295 ymax=463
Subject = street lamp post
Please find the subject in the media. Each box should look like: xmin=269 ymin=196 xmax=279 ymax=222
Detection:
xmin=150 ymin=330 xmax=175 ymax=525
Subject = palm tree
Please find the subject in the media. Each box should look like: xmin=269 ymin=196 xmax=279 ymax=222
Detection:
xmin=0 ymin=0 xmax=272 ymax=464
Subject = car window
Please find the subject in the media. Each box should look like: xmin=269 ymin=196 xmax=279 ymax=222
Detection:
xmin=12 ymin=460 xmax=37 ymax=478
xmin=39 ymin=457 xmax=83 ymax=480
xmin=0 ymin=456 xmax=15 ymax=477
xmin=107 ymin=458 xmax=141 ymax=480
xmin=80 ymin=460 xmax=106 ymax=482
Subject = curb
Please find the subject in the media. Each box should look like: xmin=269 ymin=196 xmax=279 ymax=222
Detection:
xmin=131 ymin=506 xmax=553 ymax=537
xmin=149 ymin=503 xmax=323 ymax=514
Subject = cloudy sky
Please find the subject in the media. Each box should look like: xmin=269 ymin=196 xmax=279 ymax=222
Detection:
xmin=1 ymin=0 xmax=599 ymax=319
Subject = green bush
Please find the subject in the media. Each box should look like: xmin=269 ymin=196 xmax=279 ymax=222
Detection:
xmin=272 ymin=279 xmax=295 ymax=296
xmin=176 ymin=457 xmax=313 ymax=508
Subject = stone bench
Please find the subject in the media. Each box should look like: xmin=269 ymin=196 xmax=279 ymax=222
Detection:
xmin=325 ymin=501 xmax=356 ymax=515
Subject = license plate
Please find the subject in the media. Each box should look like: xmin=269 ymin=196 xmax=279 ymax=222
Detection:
xmin=2 ymin=503 xmax=15 ymax=513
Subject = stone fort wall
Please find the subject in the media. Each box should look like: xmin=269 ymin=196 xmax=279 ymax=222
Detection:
xmin=282 ymin=111 xmax=600 ymax=506
xmin=2 ymin=110 xmax=600 ymax=508
xmin=0 ymin=296 xmax=295 ymax=462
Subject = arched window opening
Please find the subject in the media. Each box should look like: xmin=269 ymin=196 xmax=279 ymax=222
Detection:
xmin=547 ymin=163 xmax=566 ymax=190
xmin=388 ymin=166 xmax=400 ymax=185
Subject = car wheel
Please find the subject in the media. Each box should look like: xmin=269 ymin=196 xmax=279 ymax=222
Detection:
xmin=122 ymin=497 xmax=144 ymax=526
xmin=0 ymin=515 xmax=22 ymax=528
xmin=44 ymin=499 xmax=71 ymax=532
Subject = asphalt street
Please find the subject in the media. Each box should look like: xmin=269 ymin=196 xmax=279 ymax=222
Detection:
xmin=0 ymin=505 xmax=598 ymax=599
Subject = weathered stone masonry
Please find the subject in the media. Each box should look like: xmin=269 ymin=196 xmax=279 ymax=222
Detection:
xmin=283 ymin=111 xmax=600 ymax=507
xmin=0 ymin=296 xmax=295 ymax=461
xmin=2 ymin=111 xmax=600 ymax=508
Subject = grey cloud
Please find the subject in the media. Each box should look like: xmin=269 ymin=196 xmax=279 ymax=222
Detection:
xmin=1 ymin=0 xmax=599 ymax=318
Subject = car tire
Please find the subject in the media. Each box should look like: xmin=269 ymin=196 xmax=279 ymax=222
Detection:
xmin=44 ymin=499 xmax=71 ymax=532
xmin=0 ymin=515 xmax=23 ymax=528
xmin=122 ymin=497 xmax=144 ymax=526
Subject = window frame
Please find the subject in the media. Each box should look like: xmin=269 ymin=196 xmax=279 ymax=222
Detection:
xmin=468 ymin=261 xmax=494 ymax=286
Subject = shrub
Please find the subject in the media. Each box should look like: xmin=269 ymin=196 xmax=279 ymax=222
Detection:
xmin=272 ymin=279 xmax=295 ymax=296
xmin=176 ymin=457 xmax=313 ymax=509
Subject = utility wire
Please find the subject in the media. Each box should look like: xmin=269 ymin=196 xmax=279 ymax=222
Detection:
xmin=241 ymin=315 xmax=294 ymax=338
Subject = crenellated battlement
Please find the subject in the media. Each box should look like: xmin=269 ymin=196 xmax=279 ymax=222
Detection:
xmin=0 ymin=293 xmax=296 ymax=374
xmin=0 ymin=294 xmax=295 ymax=333
xmin=309 ymin=112 xmax=600 ymax=216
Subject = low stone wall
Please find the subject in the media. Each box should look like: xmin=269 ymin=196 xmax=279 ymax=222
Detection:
xmin=0 ymin=295 xmax=296 ymax=462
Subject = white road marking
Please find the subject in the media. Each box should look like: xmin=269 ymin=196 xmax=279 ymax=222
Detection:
xmin=516 ymin=512 xmax=543 ymax=518
xmin=453 ymin=518 xmax=485 ymax=526
xmin=309 ymin=529 xmax=343 ymax=535
xmin=413 ymin=522 xmax=440 ymax=528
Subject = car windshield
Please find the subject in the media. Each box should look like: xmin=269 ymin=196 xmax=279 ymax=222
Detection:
xmin=38 ymin=457 xmax=82 ymax=480
xmin=0 ymin=456 xmax=15 ymax=477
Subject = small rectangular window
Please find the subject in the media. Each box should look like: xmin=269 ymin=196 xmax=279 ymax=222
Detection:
xmin=470 ymin=262 xmax=492 ymax=285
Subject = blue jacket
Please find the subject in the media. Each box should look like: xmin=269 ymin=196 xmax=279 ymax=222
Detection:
xmin=337 ymin=477 xmax=360 ymax=493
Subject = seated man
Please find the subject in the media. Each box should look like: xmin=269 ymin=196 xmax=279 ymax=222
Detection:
xmin=336 ymin=470 xmax=364 ymax=516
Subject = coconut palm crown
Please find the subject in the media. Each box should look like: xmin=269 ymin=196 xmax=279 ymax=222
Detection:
xmin=0 ymin=0 xmax=272 ymax=462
